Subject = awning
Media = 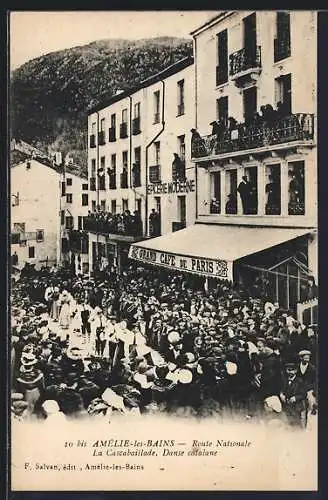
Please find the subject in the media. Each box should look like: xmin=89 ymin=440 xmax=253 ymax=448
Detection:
xmin=128 ymin=224 xmax=310 ymax=281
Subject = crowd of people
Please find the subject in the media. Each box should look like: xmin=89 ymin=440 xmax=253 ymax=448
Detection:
xmin=11 ymin=263 xmax=317 ymax=428
xmin=84 ymin=208 xmax=143 ymax=236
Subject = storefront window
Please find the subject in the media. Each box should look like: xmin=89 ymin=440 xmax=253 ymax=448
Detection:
xmin=225 ymin=169 xmax=237 ymax=214
xmin=288 ymin=161 xmax=305 ymax=215
xmin=210 ymin=171 xmax=221 ymax=214
xmin=265 ymin=164 xmax=281 ymax=215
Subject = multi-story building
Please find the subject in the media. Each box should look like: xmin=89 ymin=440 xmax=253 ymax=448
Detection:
xmin=129 ymin=11 xmax=317 ymax=313
xmin=11 ymin=144 xmax=89 ymax=274
xmin=86 ymin=56 xmax=195 ymax=273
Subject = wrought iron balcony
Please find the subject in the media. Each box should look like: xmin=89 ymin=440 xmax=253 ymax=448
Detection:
xmin=108 ymin=127 xmax=116 ymax=142
xmin=68 ymin=230 xmax=89 ymax=254
xmin=132 ymin=117 xmax=141 ymax=135
xmin=149 ymin=165 xmax=161 ymax=183
xmin=120 ymin=122 xmax=128 ymax=139
xmin=98 ymin=131 xmax=106 ymax=146
xmin=191 ymin=113 xmax=315 ymax=159
xmin=216 ymin=65 xmax=228 ymax=86
xmin=89 ymin=134 xmax=96 ymax=148
xmin=84 ymin=215 xmax=142 ymax=238
xmin=274 ymin=37 xmax=291 ymax=63
xmin=229 ymin=46 xmax=261 ymax=77
xmin=288 ymin=202 xmax=305 ymax=216
xmin=172 ymin=221 xmax=186 ymax=232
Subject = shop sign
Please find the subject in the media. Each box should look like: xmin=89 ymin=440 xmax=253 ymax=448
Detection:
xmin=128 ymin=245 xmax=231 ymax=279
xmin=147 ymin=179 xmax=195 ymax=195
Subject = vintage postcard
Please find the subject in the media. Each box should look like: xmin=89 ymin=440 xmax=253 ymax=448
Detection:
xmin=9 ymin=10 xmax=318 ymax=491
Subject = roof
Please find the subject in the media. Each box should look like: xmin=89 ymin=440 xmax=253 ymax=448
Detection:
xmin=88 ymin=55 xmax=194 ymax=115
xmin=190 ymin=11 xmax=234 ymax=37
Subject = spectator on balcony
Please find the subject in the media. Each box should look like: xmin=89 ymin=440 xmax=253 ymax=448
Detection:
xmin=289 ymin=170 xmax=302 ymax=204
xmin=132 ymin=211 xmax=142 ymax=236
xmin=228 ymin=117 xmax=238 ymax=132
xmin=237 ymin=175 xmax=253 ymax=215
xmin=210 ymin=120 xmax=226 ymax=140
xmin=225 ymin=194 xmax=237 ymax=214
xmin=276 ymin=101 xmax=289 ymax=119
xmin=172 ymin=153 xmax=185 ymax=181
xmin=210 ymin=198 xmax=220 ymax=214
xmin=191 ymin=129 xmax=207 ymax=157
xmin=149 ymin=209 xmax=160 ymax=237
xmin=123 ymin=210 xmax=133 ymax=235
xmin=12 ymin=251 xmax=19 ymax=267
xmin=132 ymin=163 xmax=141 ymax=187
xmin=265 ymin=175 xmax=281 ymax=213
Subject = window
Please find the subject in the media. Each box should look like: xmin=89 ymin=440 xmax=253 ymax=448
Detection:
xmin=111 ymin=114 xmax=116 ymax=128
xmin=61 ymin=210 xmax=65 ymax=225
xmin=91 ymin=200 xmax=96 ymax=212
xmin=61 ymin=182 xmax=66 ymax=197
xmin=241 ymin=167 xmax=258 ymax=214
xmin=100 ymin=118 xmax=105 ymax=131
xmin=177 ymin=80 xmax=185 ymax=116
xmin=288 ymin=161 xmax=305 ymax=215
xmin=109 ymin=155 xmax=116 ymax=189
xmin=265 ymin=164 xmax=281 ymax=215
xmin=243 ymin=86 xmax=257 ymax=124
xmin=111 ymin=200 xmax=117 ymax=214
xmin=210 ymin=172 xmax=221 ymax=214
xmin=100 ymin=156 xmax=105 ymax=169
xmin=122 ymin=199 xmax=129 ymax=212
xmin=178 ymin=196 xmax=186 ymax=222
xmin=243 ymin=12 xmax=257 ymax=62
xmin=65 ymin=216 xmax=74 ymax=229
xmin=133 ymin=147 xmax=141 ymax=187
xmin=66 ymin=177 xmax=72 ymax=186
xmin=82 ymin=194 xmax=89 ymax=206
xmin=274 ymin=12 xmax=291 ymax=62
xmin=154 ymin=141 xmax=160 ymax=165
xmin=91 ymin=159 xmax=96 ymax=177
xmin=28 ymin=246 xmax=35 ymax=259
xmin=122 ymin=108 xmax=128 ymax=123
xmin=134 ymin=102 xmax=140 ymax=118
xmin=82 ymin=183 xmax=88 ymax=190
xmin=91 ymin=122 xmax=96 ymax=135
xmin=123 ymin=151 xmax=128 ymax=168
xmin=217 ymin=96 xmax=229 ymax=126
xmin=275 ymin=74 xmax=292 ymax=114
xmin=66 ymin=193 xmax=73 ymax=203
xmin=111 ymin=154 xmax=116 ymax=170
xmin=36 ymin=230 xmax=44 ymax=242
xmin=109 ymin=114 xmax=116 ymax=142
xmin=90 ymin=123 xmax=96 ymax=148
xmin=216 ymin=29 xmax=228 ymax=85
xmin=134 ymin=146 xmax=141 ymax=165
xmin=154 ymin=90 xmax=160 ymax=123
xmin=178 ymin=135 xmax=186 ymax=162
xmin=100 ymin=200 xmax=106 ymax=211
xmin=225 ymin=169 xmax=237 ymax=214
xmin=99 ymin=118 xmax=106 ymax=145
xmin=78 ymin=216 xmax=83 ymax=230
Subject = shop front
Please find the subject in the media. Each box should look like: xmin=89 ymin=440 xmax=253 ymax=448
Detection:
xmin=128 ymin=223 xmax=314 ymax=311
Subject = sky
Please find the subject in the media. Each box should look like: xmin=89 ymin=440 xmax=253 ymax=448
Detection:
xmin=9 ymin=11 xmax=218 ymax=70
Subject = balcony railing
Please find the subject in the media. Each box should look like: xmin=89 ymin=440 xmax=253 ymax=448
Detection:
xmin=98 ymin=131 xmax=106 ymax=146
xmin=84 ymin=215 xmax=143 ymax=237
xmin=191 ymin=113 xmax=315 ymax=159
xmin=89 ymin=134 xmax=96 ymax=148
xmin=120 ymin=172 xmax=128 ymax=188
xmin=172 ymin=221 xmax=186 ymax=232
xmin=109 ymin=127 xmax=116 ymax=142
xmin=120 ymin=122 xmax=128 ymax=139
xmin=89 ymin=177 xmax=96 ymax=191
xmin=132 ymin=117 xmax=141 ymax=135
xmin=288 ymin=201 xmax=305 ymax=216
xmin=229 ymin=46 xmax=261 ymax=77
xmin=149 ymin=165 xmax=161 ymax=183
xmin=216 ymin=65 xmax=228 ymax=86
xmin=68 ymin=230 xmax=89 ymax=254
xmin=274 ymin=37 xmax=291 ymax=63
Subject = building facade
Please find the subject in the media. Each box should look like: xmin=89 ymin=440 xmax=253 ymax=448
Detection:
xmin=86 ymin=56 xmax=196 ymax=273
xmin=128 ymin=11 xmax=317 ymax=315
xmin=191 ymin=10 xmax=317 ymax=309
xmin=11 ymin=150 xmax=89 ymax=274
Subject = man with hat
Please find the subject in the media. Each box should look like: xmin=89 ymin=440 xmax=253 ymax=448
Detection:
xmin=280 ymin=359 xmax=309 ymax=428
xmin=297 ymin=350 xmax=317 ymax=414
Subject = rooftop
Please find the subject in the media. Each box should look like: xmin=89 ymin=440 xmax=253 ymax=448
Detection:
xmin=88 ymin=55 xmax=194 ymax=115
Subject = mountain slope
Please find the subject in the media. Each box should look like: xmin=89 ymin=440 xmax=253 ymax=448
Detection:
xmin=10 ymin=37 xmax=193 ymax=173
